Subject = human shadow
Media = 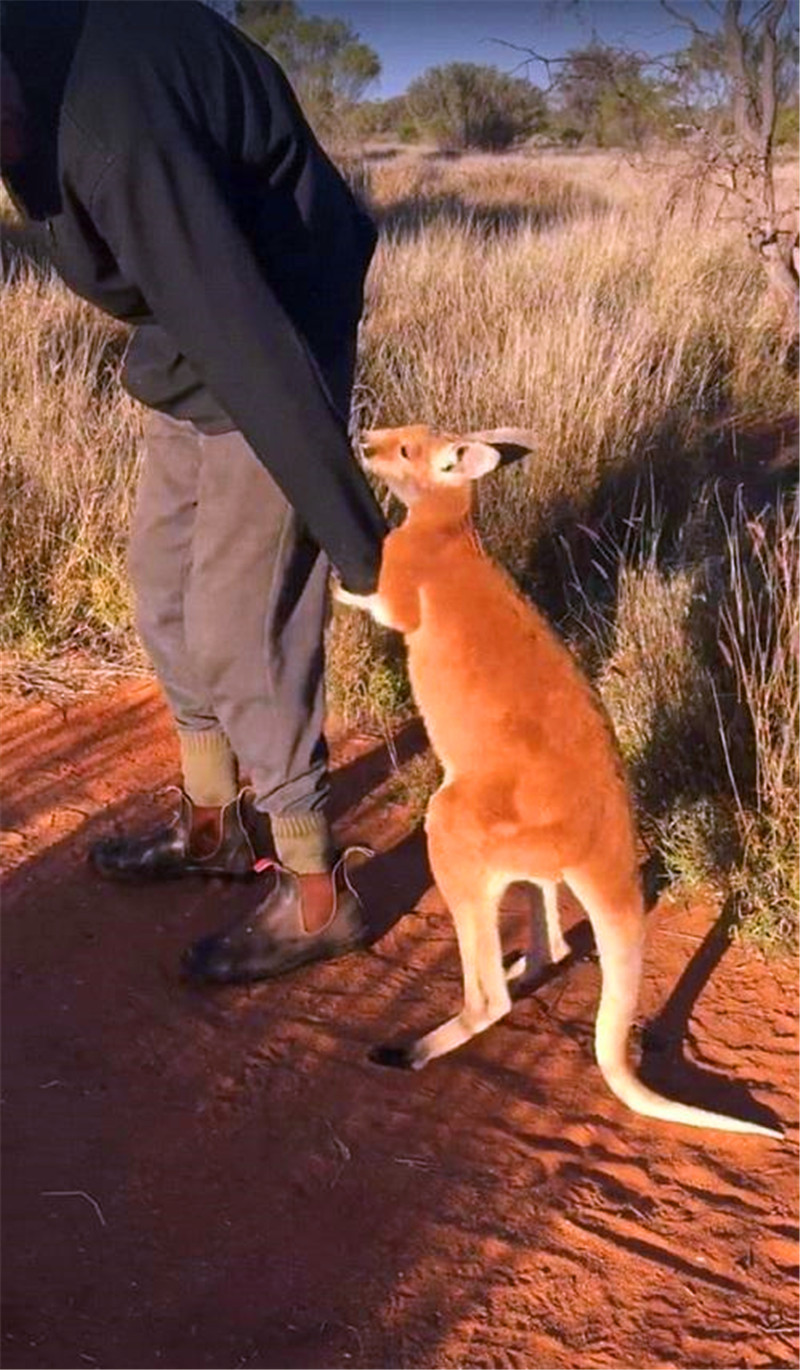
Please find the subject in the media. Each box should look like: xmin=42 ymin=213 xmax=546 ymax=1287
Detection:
xmin=497 ymin=417 xmax=798 ymax=867
xmin=522 ymin=416 xmax=797 ymax=650
xmin=357 ymin=826 xmax=432 ymax=946
xmin=327 ymin=717 xmax=428 ymax=823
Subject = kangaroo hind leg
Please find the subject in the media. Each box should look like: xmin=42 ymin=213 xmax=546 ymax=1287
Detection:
xmin=371 ymin=786 xmax=511 ymax=1070
xmin=542 ymin=880 xmax=570 ymax=964
xmin=506 ymin=881 xmax=570 ymax=987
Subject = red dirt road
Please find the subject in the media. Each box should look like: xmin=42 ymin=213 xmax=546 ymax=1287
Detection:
xmin=2 ymin=681 xmax=798 ymax=1369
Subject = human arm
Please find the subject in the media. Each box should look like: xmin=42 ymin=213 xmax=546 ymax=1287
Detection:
xmin=89 ymin=107 xmax=387 ymax=592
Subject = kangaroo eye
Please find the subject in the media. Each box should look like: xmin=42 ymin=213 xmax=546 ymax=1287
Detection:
xmin=399 ymin=445 xmax=410 ymax=461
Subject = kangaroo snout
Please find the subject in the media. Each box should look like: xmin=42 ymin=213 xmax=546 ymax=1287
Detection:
xmin=360 ymin=424 xmax=537 ymax=505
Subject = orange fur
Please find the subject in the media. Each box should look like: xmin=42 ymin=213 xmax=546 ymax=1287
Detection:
xmin=336 ymin=424 xmax=780 ymax=1138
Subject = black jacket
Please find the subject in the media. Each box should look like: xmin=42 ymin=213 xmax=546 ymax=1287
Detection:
xmin=1 ymin=0 xmax=387 ymax=592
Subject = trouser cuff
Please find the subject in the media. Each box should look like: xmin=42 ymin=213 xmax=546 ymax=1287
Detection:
xmin=270 ymin=811 xmax=335 ymax=873
xmin=178 ymin=728 xmax=238 ymax=807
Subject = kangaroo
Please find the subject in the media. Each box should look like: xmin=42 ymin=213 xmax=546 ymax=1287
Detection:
xmin=335 ymin=424 xmax=780 ymax=1138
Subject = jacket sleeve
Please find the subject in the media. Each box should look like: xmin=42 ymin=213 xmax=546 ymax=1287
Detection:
xmin=88 ymin=117 xmax=387 ymax=594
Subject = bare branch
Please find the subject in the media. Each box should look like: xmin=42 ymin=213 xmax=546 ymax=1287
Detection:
xmin=760 ymin=17 xmax=777 ymax=163
xmin=496 ymin=0 xmax=798 ymax=317
xmin=487 ymin=37 xmax=565 ymax=93
xmin=723 ymin=0 xmax=760 ymax=148
xmin=759 ymin=0 xmax=787 ymax=158
xmin=660 ymin=0 xmax=712 ymax=38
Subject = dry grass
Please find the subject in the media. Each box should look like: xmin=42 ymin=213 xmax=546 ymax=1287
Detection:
xmin=718 ymin=492 xmax=799 ymax=945
xmin=567 ymin=480 xmax=798 ymax=942
xmin=0 ymin=232 xmax=142 ymax=659
xmin=1 ymin=155 xmax=796 ymax=945
xmin=385 ymin=750 xmax=444 ymax=827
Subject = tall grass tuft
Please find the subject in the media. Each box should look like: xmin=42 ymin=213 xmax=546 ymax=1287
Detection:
xmin=0 ymin=263 xmax=141 ymax=658
xmin=719 ymin=492 xmax=799 ymax=945
xmin=560 ymin=478 xmax=798 ymax=945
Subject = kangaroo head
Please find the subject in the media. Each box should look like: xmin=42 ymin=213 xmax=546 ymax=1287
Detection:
xmin=361 ymin=425 xmax=536 ymax=507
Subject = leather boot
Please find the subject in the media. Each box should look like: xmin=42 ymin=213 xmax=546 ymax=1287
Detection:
xmin=181 ymin=847 xmax=372 ymax=983
xmin=89 ymin=789 xmax=270 ymax=880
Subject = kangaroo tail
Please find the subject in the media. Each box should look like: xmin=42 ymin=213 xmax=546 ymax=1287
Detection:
xmin=579 ymin=885 xmax=783 ymax=1139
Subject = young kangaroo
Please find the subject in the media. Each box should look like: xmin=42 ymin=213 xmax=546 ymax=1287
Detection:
xmin=336 ymin=424 xmax=780 ymax=1138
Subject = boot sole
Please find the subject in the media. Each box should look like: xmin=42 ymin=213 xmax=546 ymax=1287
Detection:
xmin=90 ymin=860 xmax=257 ymax=883
xmin=182 ymin=932 xmax=368 ymax=986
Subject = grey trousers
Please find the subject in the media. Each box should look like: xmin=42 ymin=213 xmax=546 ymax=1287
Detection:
xmin=129 ymin=409 xmax=331 ymax=826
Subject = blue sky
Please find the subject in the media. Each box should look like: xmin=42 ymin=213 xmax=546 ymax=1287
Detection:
xmin=306 ymin=2 xmax=703 ymax=98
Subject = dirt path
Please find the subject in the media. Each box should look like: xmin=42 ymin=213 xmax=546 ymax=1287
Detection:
xmin=2 ymin=681 xmax=798 ymax=1370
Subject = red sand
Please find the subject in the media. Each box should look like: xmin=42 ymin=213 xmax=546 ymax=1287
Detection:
xmin=2 ymin=681 xmax=797 ymax=1368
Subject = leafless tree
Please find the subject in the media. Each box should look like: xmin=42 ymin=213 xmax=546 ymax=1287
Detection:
xmin=495 ymin=1 xmax=798 ymax=322
xmin=664 ymin=0 xmax=798 ymax=315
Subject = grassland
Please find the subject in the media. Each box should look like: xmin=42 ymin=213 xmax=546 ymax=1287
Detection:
xmin=0 ymin=152 xmax=796 ymax=945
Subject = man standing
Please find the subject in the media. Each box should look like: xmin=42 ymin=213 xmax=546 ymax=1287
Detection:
xmin=1 ymin=0 xmax=387 ymax=980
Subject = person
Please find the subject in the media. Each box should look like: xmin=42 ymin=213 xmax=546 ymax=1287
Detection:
xmin=1 ymin=0 xmax=388 ymax=982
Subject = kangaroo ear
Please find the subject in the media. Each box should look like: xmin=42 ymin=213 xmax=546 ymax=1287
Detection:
xmin=465 ymin=428 xmax=536 ymax=466
xmin=439 ymin=440 xmax=501 ymax=480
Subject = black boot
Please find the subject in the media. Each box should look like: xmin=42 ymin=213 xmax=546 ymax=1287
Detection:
xmin=182 ymin=847 xmax=372 ymax=982
xmin=89 ymin=789 xmax=269 ymax=881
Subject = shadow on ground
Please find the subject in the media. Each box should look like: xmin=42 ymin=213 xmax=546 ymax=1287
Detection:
xmin=375 ymin=185 xmax=609 ymax=241
xmin=2 ymin=688 xmax=795 ymax=1369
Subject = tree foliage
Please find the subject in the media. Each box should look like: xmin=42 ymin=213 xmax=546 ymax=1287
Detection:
xmin=672 ymin=8 xmax=798 ymax=114
xmin=551 ymin=42 xmax=675 ymax=147
xmin=406 ymin=62 xmax=546 ymax=151
xmin=346 ymin=95 xmax=418 ymax=143
xmin=237 ymin=0 xmax=380 ymax=137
